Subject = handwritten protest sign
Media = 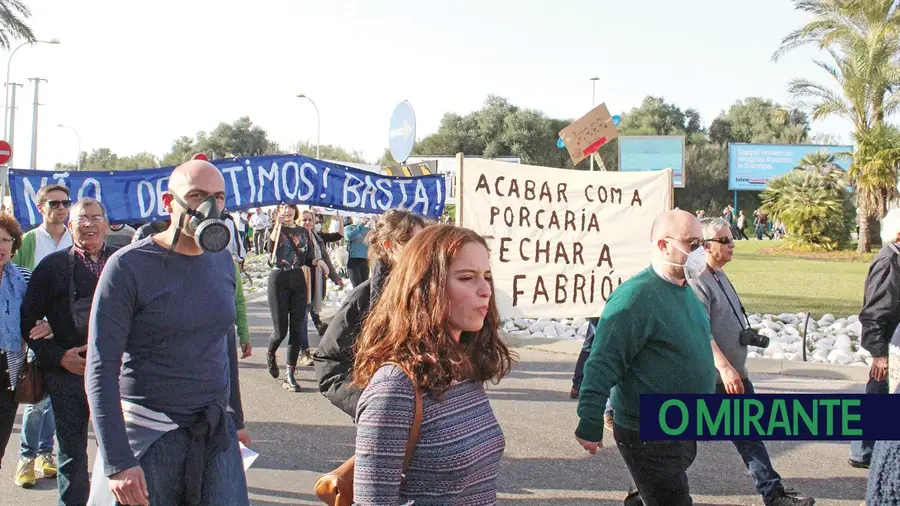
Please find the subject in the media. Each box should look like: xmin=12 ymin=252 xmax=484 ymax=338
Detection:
xmin=458 ymin=156 xmax=672 ymax=318
xmin=8 ymin=154 xmax=446 ymax=230
xmin=559 ymin=103 xmax=620 ymax=166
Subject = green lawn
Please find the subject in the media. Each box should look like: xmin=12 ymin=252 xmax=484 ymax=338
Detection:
xmin=725 ymin=240 xmax=871 ymax=318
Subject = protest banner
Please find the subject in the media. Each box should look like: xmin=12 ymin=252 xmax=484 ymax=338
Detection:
xmin=457 ymin=154 xmax=673 ymax=319
xmin=8 ymin=154 xmax=447 ymax=230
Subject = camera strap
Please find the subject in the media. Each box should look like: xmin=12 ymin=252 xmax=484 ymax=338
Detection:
xmin=709 ymin=267 xmax=751 ymax=330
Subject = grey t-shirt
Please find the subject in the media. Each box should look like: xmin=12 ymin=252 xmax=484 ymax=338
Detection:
xmin=85 ymin=237 xmax=238 ymax=474
xmin=690 ymin=267 xmax=749 ymax=382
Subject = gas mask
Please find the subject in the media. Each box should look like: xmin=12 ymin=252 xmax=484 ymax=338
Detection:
xmin=171 ymin=193 xmax=231 ymax=253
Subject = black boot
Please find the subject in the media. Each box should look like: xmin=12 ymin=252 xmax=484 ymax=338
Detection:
xmin=769 ymin=487 xmax=815 ymax=506
xmin=266 ymin=352 xmax=279 ymax=379
xmin=282 ymin=365 xmax=300 ymax=392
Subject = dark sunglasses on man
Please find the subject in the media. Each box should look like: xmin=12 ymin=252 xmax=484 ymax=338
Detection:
xmin=44 ymin=199 xmax=72 ymax=209
xmin=705 ymin=237 xmax=734 ymax=245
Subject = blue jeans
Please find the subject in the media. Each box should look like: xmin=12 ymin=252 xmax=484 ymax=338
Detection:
xmin=850 ymin=374 xmax=888 ymax=464
xmin=139 ymin=416 xmax=249 ymax=506
xmin=715 ymin=378 xmax=783 ymax=504
xmin=44 ymin=368 xmax=90 ymax=506
xmin=19 ymin=356 xmax=56 ymax=459
xmin=572 ymin=318 xmax=614 ymax=414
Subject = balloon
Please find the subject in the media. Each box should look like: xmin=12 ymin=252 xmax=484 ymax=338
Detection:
xmin=612 ymin=115 xmax=621 ymax=126
xmin=557 ymin=137 xmax=565 ymax=148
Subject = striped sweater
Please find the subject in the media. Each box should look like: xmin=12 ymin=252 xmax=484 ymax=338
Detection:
xmin=354 ymin=365 xmax=505 ymax=506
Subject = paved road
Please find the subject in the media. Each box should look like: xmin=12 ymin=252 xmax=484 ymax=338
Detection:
xmin=1 ymin=298 xmax=871 ymax=505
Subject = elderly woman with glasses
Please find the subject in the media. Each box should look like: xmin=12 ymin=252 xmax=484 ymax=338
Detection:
xmin=0 ymin=213 xmax=54 ymax=478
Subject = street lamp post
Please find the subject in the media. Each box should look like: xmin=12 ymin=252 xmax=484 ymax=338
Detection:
xmin=58 ymin=124 xmax=81 ymax=170
xmin=4 ymin=39 xmax=60 ymax=139
xmin=296 ymin=94 xmax=320 ymax=159
xmin=590 ymin=76 xmax=600 ymax=171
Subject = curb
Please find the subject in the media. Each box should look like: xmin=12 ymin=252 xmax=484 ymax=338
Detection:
xmin=500 ymin=331 xmax=870 ymax=382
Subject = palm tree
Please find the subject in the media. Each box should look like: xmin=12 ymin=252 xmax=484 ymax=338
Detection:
xmin=0 ymin=0 xmax=34 ymax=50
xmin=794 ymin=149 xmax=847 ymax=190
xmin=760 ymin=170 xmax=850 ymax=250
xmin=849 ymin=123 xmax=900 ymax=243
xmin=775 ymin=0 xmax=900 ymax=251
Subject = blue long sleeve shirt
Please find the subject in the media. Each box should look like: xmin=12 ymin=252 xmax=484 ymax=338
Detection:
xmin=85 ymin=237 xmax=240 ymax=475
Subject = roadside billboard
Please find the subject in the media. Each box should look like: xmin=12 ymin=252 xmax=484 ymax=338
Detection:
xmin=618 ymin=136 xmax=685 ymax=188
xmin=728 ymin=143 xmax=853 ymax=191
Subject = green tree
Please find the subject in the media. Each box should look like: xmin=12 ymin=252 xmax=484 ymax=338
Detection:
xmin=290 ymin=140 xmax=367 ymax=164
xmin=409 ymin=95 xmax=574 ymax=169
xmin=848 ymin=123 xmax=900 ymax=227
xmin=777 ymin=0 xmax=900 ymax=251
xmin=618 ymin=96 xmax=703 ymax=142
xmin=196 ymin=117 xmax=280 ymax=158
xmin=793 ymin=149 xmax=846 ymax=188
xmin=708 ymin=98 xmax=809 ymax=145
xmin=161 ymin=136 xmax=197 ymax=166
xmin=760 ymin=171 xmax=851 ymax=250
xmin=0 ymin=0 xmax=34 ymax=50
xmin=117 ymin=152 xmax=160 ymax=170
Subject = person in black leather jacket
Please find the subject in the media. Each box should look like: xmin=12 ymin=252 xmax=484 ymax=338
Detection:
xmin=312 ymin=209 xmax=426 ymax=418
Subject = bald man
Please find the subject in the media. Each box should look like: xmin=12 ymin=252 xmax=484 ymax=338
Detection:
xmin=574 ymin=209 xmax=716 ymax=506
xmin=85 ymin=160 xmax=250 ymax=506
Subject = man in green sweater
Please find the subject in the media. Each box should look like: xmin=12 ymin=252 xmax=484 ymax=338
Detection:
xmin=575 ymin=209 xmax=716 ymax=506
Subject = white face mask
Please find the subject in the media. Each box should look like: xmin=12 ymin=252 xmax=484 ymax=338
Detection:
xmin=662 ymin=240 xmax=708 ymax=282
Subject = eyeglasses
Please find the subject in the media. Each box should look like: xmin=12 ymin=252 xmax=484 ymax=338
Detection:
xmin=44 ymin=199 xmax=72 ymax=209
xmin=74 ymin=215 xmax=106 ymax=225
xmin=666 ymin=236 xmax=702 ymax=251
xmin=0 ymin=237 xmax=14 ymax=246
xmin=706 ymin=237 xmax=734 ymax=245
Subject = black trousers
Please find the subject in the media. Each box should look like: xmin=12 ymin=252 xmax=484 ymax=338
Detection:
xmin=266 ymin=269 xmax=309 ymax=366
xmin=614 ymin=423 xmax=697 ymax=506
xmin=44 ymin=367 xmax=91 ymax=506
xmin=0 ymin=352 xmax=17 ymax=472
xmin=347 ymin=258 xmax=369 ymax=288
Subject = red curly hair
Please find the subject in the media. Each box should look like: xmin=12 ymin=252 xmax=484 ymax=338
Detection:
xmin=352 ymin=224 xmax=514 ymax=396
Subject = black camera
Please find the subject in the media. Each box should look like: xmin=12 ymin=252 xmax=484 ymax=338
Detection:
xmin=739 ymin=328 xmax=769 ymax=348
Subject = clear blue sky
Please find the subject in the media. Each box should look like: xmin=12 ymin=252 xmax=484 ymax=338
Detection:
xmin=9 ymin=0 xmax=845 ymax=169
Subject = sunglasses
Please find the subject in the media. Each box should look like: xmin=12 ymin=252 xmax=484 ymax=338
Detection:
xmin=666 ymin=237 xmax=703 ymax=251
xmin=44 ymin=199 xmax=72 ymax=209
xmin=706 ymin=237 xmax=734 ymax=245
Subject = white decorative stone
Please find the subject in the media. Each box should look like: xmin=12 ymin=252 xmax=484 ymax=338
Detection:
xmin=848 ymin=321 xmax=862 ymax=336
xmin=571 ymin=317 xmax=587 ymax=328
xmin=827 ymin=349 xmax=855 ymax=365
xmin=577 ymin=322 xmax=589 ymax=337
xmin=821 ymin=314 xmax=836 ymax=323
xmin=834 ymin=335 xmax=853 ymax=352
xmin=544 ymin=325 xmax=560 ymax=338
xmin=762 ymin=320 xmax=783 ymax=332
xmin=758 ymin=328 xmax=779 ymax=341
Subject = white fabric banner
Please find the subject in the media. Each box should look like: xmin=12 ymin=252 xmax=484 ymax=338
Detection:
xmin=459 ymin=158 xmax=673 ymax=319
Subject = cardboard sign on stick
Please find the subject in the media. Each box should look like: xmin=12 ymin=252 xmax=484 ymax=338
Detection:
xmin=559 ymin=103 xmax=619 ymax=166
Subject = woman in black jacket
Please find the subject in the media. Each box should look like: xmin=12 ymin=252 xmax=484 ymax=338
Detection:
xmin=312 ymin=209 xmax=426 ymax=418
xmin=265 ymin=204 xmax=319 ymax=391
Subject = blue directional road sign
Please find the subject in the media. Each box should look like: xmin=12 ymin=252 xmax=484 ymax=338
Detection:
xmin=389 ymin=101 xmax=416 ymax=163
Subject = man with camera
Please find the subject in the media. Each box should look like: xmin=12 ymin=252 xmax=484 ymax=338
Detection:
xmin=690 ymin=217 xmax=814 ymax=506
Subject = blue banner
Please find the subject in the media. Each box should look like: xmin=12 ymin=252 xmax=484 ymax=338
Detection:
xmin=618 ymin=136 xmax=686 ymax=188
xmin=728 ymin=143 xmax=853 ymax=191
xmin=8 ymin=154 xmax=447 ymax=230
xmin=639 ymin=394 xmax=896 ymax=441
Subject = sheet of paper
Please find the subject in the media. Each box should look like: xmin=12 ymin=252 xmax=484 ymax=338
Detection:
xmin=240 ymin=443 xmax=259 ymax=471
